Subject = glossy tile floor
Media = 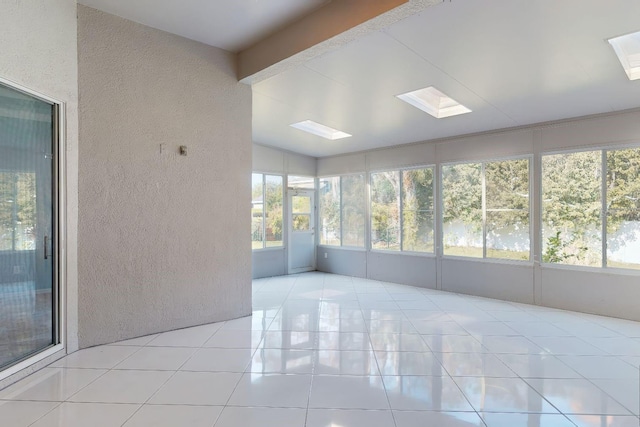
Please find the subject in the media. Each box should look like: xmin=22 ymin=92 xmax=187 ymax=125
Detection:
xmin=2 ymin=272 xmax=640 ymax=426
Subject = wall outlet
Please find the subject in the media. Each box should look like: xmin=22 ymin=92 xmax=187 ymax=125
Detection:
xmin=324 ymin=253 xmax=328 ymax=259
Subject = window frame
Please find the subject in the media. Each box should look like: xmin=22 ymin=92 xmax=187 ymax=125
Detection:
xmin=318 ymin=173 xmax=367 ymax=250
xmin=440 ymin=155 xmax=533 ymax=263
xmin=540 ymin=144 xmax=640 ymax=272
xmin=369 ymin=165 xmax=436 ymax=256
xmin=251 ymin=172 xmax=285 ymax=251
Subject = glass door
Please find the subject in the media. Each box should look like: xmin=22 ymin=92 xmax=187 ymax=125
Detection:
xmin=288 ymin=190 xmax=316 ymax=273
xmin=0 ymin=81 xmax=57 ymax=370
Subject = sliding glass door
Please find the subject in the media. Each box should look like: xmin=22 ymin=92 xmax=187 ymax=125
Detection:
xmin=0 ymin=81 xmax=57 ymax=370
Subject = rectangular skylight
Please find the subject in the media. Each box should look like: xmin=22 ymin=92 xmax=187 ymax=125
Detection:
xmin=397 ymin=86 xmax=471 ymax=118
xmin=290 ymin=120 xmax=352 ymax=140
xmin=608 ymin=31 xmax=640 ymax=81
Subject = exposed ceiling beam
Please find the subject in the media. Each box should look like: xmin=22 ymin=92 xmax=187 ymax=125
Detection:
xmin=238 ymin=0 xmax=441 ymax=84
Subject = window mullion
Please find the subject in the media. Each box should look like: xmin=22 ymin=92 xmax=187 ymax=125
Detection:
xmin=12 ymin=173 xmax=18 ymax=251
xmin=262 ymin=175 xmax=267 ymax=249
xmin=339 ymin=177 xmax=343 ymax=247
xmin=399 ymin=170 xmax=404 ymax=251
xmin=481 ymin=163 xmax=487 ymax=259
xmin=602 ymin=150 xmax=607 ymax=268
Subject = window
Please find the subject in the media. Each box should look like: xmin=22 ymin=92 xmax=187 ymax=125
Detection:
xmin=485 ymin=159 xmax=530 ymax=260
xmin=542 ymin=151 xmax=601 ymax=266
xmin=443 ymin=158 xmax=530 ymax=260
xmin=402 ymin=168 xmax=434 ymax=252
xmin=442 ymin=163 xmax=482 ymax=257
xmin=542 ymin=147 xmax=640 ymax=269
xmin=606 ymin=148 xmax=640 ymax=270
xmin=341 ymin=175 xmax=366 ymax=247
xmin=319 ymin=175 xmax=365 ymax=247
xmin=0 ymin=172 xmax=36 ymax=251
xmin=288 ymin=175 xmax=315 ymax=189
xmin=371 ymin=167 xmax=434 ymax=253
xmin=371 ymin=171 xmax=400 ymax=250
xmin=252 ymin=173 xmax=283 ymax=249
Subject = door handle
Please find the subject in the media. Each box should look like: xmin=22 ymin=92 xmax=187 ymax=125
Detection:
xmin=44 ymin=235 xmax=49 ymax=260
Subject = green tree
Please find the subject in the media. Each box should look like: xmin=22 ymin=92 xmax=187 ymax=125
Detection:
xmin=371 ymin=171 xmax=400 ymax=249
xmin=442 ymin=163 xmax=482 ymax=227
xmin=265 ymin=178 xmax=283 ymax=243
xmin=342 ymin=175 xmax=365 ymax=246
xmin=402 ymin=168 xmax=434 ymax=252
xmin=542 ymin=151 xmax=602 ymax=266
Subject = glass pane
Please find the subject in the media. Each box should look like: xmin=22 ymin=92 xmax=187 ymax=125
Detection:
xmin=292 ymin=214 xmax=310 ymax=231
xmin=371 ymin=171 xmax=400 ymax=251
xmin=265 ymin=175 xmax=283 ymax=247
xmin=0 ymin=82 xmax=55 ymax=369
xmin=402 ymin=168 xmax=434 ymax=252
xmin=606 ymin=148 xmax=640 ymax=270
xmin=442 ymin=163 xmax=482 ymax=257
xmin=486 ymin=211 xmax=530 ymax=260
xmin=342 ymin=174 xmax=366 ymax=247
xmin=319 ymin=177 xmax=340 ymax=246
xmin=251 ymin=173 xmax=264 ymax=249
xmin=542 ymin=152 xmax=602 ymax=267
xmin=292 ymin=196 xmax=311 ymax=213
xmin=485 ymin=159 xmax=530 ymax=260
xmin=288 ymin=175 xmax=315 ymax=189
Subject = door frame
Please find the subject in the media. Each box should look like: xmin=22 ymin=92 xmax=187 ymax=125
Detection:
xmin=0 ymin=76 xmax=65 ymax=381
xmin=287 ymin=189 xmax=316 ymax=274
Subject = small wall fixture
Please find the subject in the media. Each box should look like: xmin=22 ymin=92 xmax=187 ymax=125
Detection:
xmin=179 ymin=145 xmax=187 ymax=156
xmin=608 ymin=31 xmax=640 ymax=81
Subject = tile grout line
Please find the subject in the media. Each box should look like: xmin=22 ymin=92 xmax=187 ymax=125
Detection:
xmin=115 ymin=323 xmax=226 ymax=426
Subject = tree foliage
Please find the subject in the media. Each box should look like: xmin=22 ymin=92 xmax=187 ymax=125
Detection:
xmin=371 ymin=169 xmax=434 ymax=251
xmin=442 ymin=163 xmax=482 ymax=227
xmin=341 ymin=175 xmax=365 ymax=246
xmin=371 ymin=171 xmax=400 ymax=249
xmin=402 ymin=168 xmax=434 ymax=251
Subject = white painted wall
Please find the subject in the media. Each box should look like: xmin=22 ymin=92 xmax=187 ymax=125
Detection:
xmin=317 ymin=109 xmax=640 ymax=321
xmin=0 ymin=0 xmax=79 ymax=387
xmin=77 ymin=6 xmax=253 ymax=347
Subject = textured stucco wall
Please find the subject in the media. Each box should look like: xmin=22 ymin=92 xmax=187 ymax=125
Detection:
xmin=0 ymin=0 xmax=79 ymax=385
xmin=77 ymin=6 xmax=252 ymax=348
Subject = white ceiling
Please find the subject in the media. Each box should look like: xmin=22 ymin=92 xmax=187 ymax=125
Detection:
xmin=253 ymin=0 xmax=640 ymax=157
xmin=78 ymin=0 xmax=329 ymax=52
xmin=80 ymin=0 xmax=640 ymax=158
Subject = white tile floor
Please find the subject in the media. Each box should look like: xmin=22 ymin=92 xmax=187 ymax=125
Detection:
xmin=2 ymin=272 xmax=640 ymax=426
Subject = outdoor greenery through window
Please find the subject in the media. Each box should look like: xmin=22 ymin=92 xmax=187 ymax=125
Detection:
xmin=251 ymin=173 xmax=283 ymax=249
xmin=0 ymin=172 xmax=36 ymax=251
xmin=319 ymin=175 xmax=365 ymax=247
xmin=254 ymin=146 xmax=640 ymax=271
xmin=443 ymin=159 xmax=530 ymax=260
xmin=371 ymin=167 xmax=434 ymax=252
xmin=542 ymin=147 xmax=640 ymax=269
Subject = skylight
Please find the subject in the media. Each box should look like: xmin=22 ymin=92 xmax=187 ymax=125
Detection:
xmin=290 ymin=120 xmax=352 ymax=140
xmin=608 ymin=31 xmax=640 ymax=81
xmin=397 ymin=86 xmax=471 ymax=118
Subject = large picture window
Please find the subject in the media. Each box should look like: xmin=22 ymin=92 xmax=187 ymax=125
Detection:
xmin=443 ymin=158 xmax=530 ymax=260
xmin=252 ymin=173 xmax=283 ymax=249
xmin=319 ymin=174 xmax=365 ymax=247
xmin=370 ymin=167 xmax=434 ymax=253
xmin=542 ymin=147 xmax=640 ymax=269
